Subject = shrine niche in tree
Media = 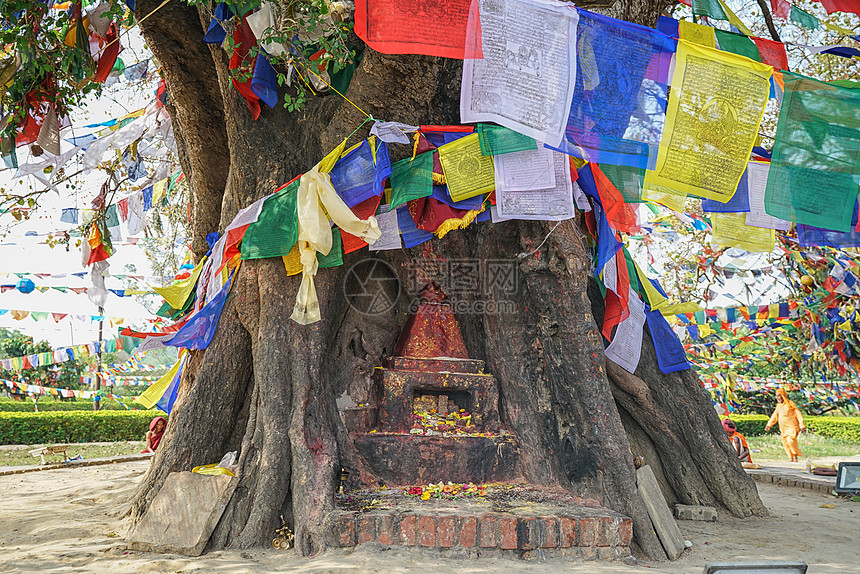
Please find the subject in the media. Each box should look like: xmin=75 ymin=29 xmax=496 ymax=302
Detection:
xmin=345 ymin=283 xmax=515 ymax=486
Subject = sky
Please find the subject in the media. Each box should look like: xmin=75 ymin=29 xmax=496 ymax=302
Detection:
xmin=0 ymin=27 xmax=172 ymax=348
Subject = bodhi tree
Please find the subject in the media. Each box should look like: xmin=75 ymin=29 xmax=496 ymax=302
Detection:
xmin=1 ymin=0 xmax=770 ymax=559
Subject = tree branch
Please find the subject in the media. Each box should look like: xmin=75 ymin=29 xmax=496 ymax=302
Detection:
xmin=755 ymin=0 xmax=782 ymax=43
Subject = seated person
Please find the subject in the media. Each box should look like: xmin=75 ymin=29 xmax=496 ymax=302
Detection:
xmin=722 ymin=418 xmax=759 ymax=469
xmin=142 ymin=416 xmax=167 ymax=454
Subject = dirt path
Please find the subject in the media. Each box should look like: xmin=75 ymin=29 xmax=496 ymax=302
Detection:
xmin=0 ymin=460 xmax=857 ymax=573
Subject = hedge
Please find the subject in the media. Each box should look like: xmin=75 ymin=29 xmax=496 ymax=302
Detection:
xmin=0 ymin=398 xmax=128 ymax=412
xmin=0 ymin=410 xmax=167 ymax=445
xmin=727 ymin=414 xmax=860 ymax=442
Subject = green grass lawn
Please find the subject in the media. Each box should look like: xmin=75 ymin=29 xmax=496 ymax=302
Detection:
xmin=0 ymin=442 xmax=145 ymax=467
xmin=746 ymin=432 xmax=860 ymax=462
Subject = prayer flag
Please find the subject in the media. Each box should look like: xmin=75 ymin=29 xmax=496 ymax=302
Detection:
xmin=644 ymin=40 xmax=772 ymax=203
xmin=678 ymin=19 xmax=716 ymax=48
xmin=240 ymin=180 xmax=299 ymax=260
xmin=764 ymin=73 xmax=860 ymax=233
xmin=711 ymin=212 xmax=775 ymax=252
xmin=330 ymin=138 xmax=391 ymax=208
xmin=790 ymin=6 xmax=819 ymax=29
xmin=389 ymin=152 xmax=434 ymax=210
xmin=647 ymin=309 xmax=692 ymax=373
xmin=701 ymin=168 xmax=750 ymax=212
xmin=354 ymin=0 xmax=478 ymax=59
xmin=460 ymin=0 xmax=578 ymax=147
xmin=476 ymin=123 xmax=537 ymax=156
xmin=555 ymin=9 xmax=673 ymax=169
xmin=437 ymin=133 xmax=495 ymax=202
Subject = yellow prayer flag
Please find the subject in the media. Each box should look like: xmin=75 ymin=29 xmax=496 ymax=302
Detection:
xmin=282 ymin=244 xmax=303 ymax=276
xmin=644 ymin=41 xmax=772 ymax=203
xmin=717 ymin=0 xmax=754 ymax=36
xmin=152 ymin=179 xmax=167 ymax=205
xmin=437 ymin=133 xmax=495 ymax=202
xmin=642 ymin=182 xmax=687 ymax=212
xmin=137 ymin=352 xmax=186 ymax=409
xmin=151 ymin=256 xmax=207 ymax=310
xmin=711 ymin=212 xmax=774 ymax=252
xmin=678 ymin=19 xmax=716 ymax=48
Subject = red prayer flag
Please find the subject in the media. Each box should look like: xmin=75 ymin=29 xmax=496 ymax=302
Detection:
xmin=341 ymin=194 xmax=382 ymax=253
xmin=818 ymin=0 xmax=860 ymax=16
xmin=354 ymin=0 xmax=482 ymax=59
xmin=229 ymin=17 xmax=261 ymax=120
xmin=770 ymin=0 xmax=791 ymax=18
xmin=751 ymin=37 xmax=788 ymax=70
xmin=94 ymin=24 xmax=121 ymax=84
xmin=591 ymin=164 xmax=638 ymax=234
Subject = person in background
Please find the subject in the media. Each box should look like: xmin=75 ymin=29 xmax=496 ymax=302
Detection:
xmin=765 ymin=388 xmax=806 ymax=462
xmin=722 ymin=418 xmax=759 ymax=469
xmin=142 ymin=416 xmax=167 ymax=454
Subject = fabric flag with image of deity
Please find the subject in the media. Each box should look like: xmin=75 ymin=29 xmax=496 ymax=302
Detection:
xmin=764 ymin=73 xmax=860 ymax=233
xmin=354 ymin=0 xmax=478 ymax=59
xmin=460 ymin=0 xmax=578 ymax=147
xmin=554 ymin=9 xmax=674 ymax=169
xmin=644 ymin=40 xmax=772 ymax=203
xmin=437 ymin=133 xmax=495 ymax=202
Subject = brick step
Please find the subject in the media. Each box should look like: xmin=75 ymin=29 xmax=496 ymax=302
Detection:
xmin=336 ymin=508 xmax=632 ymax=557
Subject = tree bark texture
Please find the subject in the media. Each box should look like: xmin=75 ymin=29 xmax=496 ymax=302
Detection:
xmin=127 ymin=0 xmax=764 ymax=560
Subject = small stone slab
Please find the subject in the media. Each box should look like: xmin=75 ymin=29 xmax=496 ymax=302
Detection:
xmin=128 ymin=471 xmax=237 ymax=556
xmin=675 ymin=504 xmax=717 ymax=522
xmin=636 ymin=465 xmax=685 ymax=560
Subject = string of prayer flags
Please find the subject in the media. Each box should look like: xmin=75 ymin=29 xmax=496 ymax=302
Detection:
xmin=557 ymin=9 xmax=674 ymax=169
xmin=644 ymin=40 xmax=772 ymax=203
xmin=710 ymin=212 xmax=775 ymax=252
xmin=460 ymin=0 xmax=578 ymax=147
xmin=354 ymin=0 xmax=478 ymax=59
xmin=764 ymin=73 xmax=860 ymax=233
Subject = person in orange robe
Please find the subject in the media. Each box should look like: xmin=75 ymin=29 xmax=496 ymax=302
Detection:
xmin=722 ymin=418 xmax=759 ymax=469
xmin=765 ymin=388 xmax=805 ymax=462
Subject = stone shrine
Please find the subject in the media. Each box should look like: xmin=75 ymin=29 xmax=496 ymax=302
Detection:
xmin=343 ymin=283 xmax=518 ymax=486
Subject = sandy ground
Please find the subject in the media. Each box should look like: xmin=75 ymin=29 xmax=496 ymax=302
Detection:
xmin=0 ymin=459 xmax=858 ymax=574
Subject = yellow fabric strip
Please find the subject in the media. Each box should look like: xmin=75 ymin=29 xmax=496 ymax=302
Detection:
xmin=434 ymin=206 xmax=484 ymax=239
xmin=717 ymin=0 xmax=754 ymax=36
xmin=151 ymin=256 xmax=207 ymax=310
xmin=136 ymin=351 xmax=186 ymax=409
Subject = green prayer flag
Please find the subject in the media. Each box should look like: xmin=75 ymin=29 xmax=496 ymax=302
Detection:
xmin=389 ymin=152 xmax=433 ymax=211
xmin=790 ymin=6 xmax=819 ymax=29
xmin=715 ymin=30 xmax=761 ymax=62
xmin=105 ymin=204 xmax=120 ymax=227
xmin=476 ymin=123 xmax=538 ymax=156
xmin=599 ymin=164 xmax=645 ymax=203
xmin=240 ymin=180 xmax=299 ymax=259
xmin=764 ymin=72 xmax=860 ymax=233
xmin=318 ymin=227 xmax=343 ymax=268
xmin=692 ymin=0 xmax=727 ymax=20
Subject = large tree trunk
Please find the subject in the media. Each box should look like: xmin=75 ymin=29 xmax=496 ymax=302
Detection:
xmin=127 ymin=0 xmax=766 ymax=560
